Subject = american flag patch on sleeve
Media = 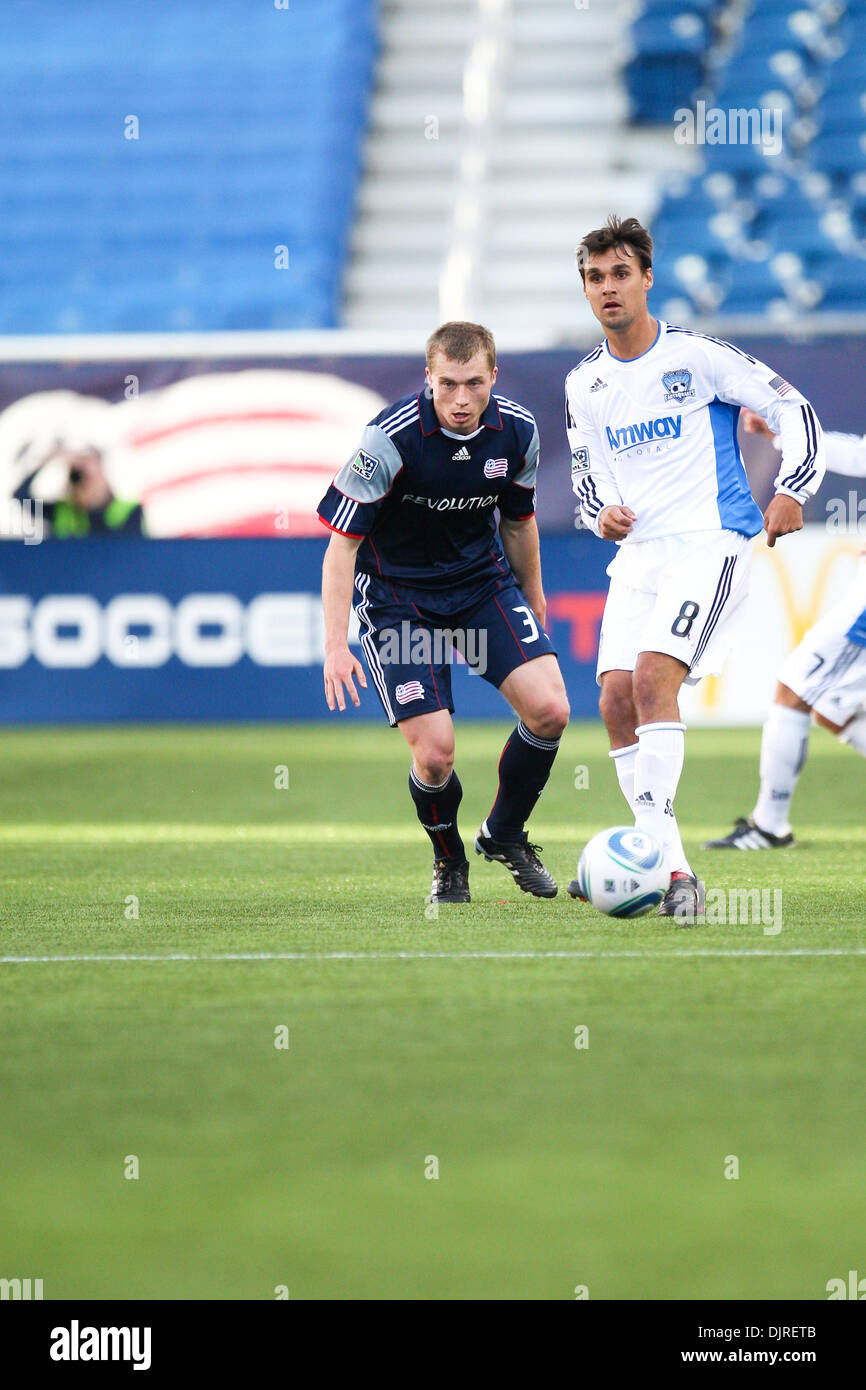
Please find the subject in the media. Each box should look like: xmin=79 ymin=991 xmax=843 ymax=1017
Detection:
xmin=769 ymin=374 xmax=794 ymax=397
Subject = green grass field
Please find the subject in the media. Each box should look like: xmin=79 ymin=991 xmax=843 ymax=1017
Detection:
xmin=1 ymin=720 xmax=864 ymax=1301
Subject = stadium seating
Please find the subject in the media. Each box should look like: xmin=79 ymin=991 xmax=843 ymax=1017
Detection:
xmin=713 ymin=256 xmax=791 ymax=314
xmin=625 ymin=9 xmax=716 ymax=123
xmin=642 ymin=0 xmax=866 ymax=318
xmin=0 ymin=0 xmax=378 ymax=332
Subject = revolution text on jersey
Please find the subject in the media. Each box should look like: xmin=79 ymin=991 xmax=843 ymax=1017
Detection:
xmin=318 ymin=388 xmax=539 ymax=595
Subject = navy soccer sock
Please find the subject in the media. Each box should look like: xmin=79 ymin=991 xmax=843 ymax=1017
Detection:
xmin=409 ymin=768 xmax=466 ymax=861
xmin=486 ymin=721 xmax=561 ymax=842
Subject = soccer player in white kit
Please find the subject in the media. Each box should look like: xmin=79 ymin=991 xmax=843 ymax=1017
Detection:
xmin=565 ymin=216 xmax=825 ymax=922
xmin=706 ymin=413 xmax=866 ymax=849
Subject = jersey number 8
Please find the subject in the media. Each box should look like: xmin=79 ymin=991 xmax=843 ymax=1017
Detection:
xmin=671 ymin=600 xmax=700 ymax=637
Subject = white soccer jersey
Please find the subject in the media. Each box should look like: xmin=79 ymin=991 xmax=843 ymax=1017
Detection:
xmin=566 ymin=321 xmax=825 ymax=544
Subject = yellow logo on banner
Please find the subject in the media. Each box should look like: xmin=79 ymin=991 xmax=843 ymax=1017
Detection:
xmin=699 ymin=537 xmax=861 ymax=713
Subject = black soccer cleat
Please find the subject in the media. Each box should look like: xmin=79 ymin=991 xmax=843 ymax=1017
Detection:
xmin=567 ymin=879 xmax=585 ymax=900
xmin=474 ymin=823 xmax=558 ymax=898
xmin=657 ymin=872 xmax=706 ymax=926
xmin=702 ymin=816 xmax=795 ymax=850
xmin=429 ymin=858 xmax=471 ymax=904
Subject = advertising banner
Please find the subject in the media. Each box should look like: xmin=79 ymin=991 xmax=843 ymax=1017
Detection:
xmin=0 ymin=527 xmax=861 ymax=725
xmin=0 ymin=335 xmax=863 ymax=540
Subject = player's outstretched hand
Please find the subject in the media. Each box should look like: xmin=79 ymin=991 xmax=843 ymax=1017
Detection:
xmin=742 ymin=409 xmax=775 ymax=439
xmin=763 ymin=494 xmax=803 ymax=549
xmin=598 ymin=505 xmax=637 ymax=540
xmin=324 ymin=646 xmax=368 ymax=711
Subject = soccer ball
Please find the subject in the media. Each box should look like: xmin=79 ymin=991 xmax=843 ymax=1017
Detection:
xmin=568 ymin=826 xmax=669 ymax=918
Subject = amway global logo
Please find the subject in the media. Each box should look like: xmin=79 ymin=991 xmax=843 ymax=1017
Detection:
xmin=50 ymin=1320 xmax=152 ymax=1371
xmin=606 ymin=415 xmax=682 ymax=453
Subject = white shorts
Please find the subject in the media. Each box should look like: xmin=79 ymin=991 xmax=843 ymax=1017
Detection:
xmin=596 ymin=530 xmax=752 ymax=686
xmin=777 ymin=564 xmax=866 ymax=724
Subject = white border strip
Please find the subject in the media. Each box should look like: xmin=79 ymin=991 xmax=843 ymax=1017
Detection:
xmin=0 ymin=327 xmax=554 ymax=361
xmin=1 ymin=315 xmax=866 ymax=362
xmin=2 ymin=948 xmax=865 ymax=964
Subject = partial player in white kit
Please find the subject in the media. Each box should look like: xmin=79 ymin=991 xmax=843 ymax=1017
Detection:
xmin=565 ymin=215 xmax=826 ymax=922
xmin=706 ymin=414 xmax=866 ymax=849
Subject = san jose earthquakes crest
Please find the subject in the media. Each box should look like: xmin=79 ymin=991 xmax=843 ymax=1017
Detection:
xmin=662 ymin=368 xmax=695 ymax=403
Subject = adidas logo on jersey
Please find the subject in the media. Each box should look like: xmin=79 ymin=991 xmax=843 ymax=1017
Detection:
xmin=451 ymin=446 xmax=471 ymax=461
xmin=635 ymin=791 xmax=654 ymax=806
xmin=589 ymin=377 xmax=607 ymax=392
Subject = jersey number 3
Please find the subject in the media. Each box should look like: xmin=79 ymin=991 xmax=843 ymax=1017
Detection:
xmin=513 ymin=605 xmax=540 ymax=643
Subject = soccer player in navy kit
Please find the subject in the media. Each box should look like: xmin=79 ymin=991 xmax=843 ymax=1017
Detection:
xmin=318 ymin=321 xmax=570 ymax=903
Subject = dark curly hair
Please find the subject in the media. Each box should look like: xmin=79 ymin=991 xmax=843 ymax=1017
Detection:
xmin=576 ymin=215 xmax=653 ymax=281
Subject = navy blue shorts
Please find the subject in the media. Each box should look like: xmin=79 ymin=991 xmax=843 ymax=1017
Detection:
xmin=353 ymin=573 xmax=558 ymax=726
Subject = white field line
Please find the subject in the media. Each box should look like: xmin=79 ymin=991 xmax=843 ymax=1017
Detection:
xmin=0 ymin=823 xmax=864 ymax=845
xmin=2 ymin=949 xmax=866 ymax=965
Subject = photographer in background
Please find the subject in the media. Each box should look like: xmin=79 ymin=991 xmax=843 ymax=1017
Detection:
xmin=14 ymin=442 xmax=145 ymax=537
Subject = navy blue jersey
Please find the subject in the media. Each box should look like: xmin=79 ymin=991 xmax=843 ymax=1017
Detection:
xmin=317 ymin=386 xmax=539 ymax=597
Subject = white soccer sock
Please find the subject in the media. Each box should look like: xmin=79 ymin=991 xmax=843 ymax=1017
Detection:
xmin=609 ymin=741 xmax=638 ymax=812
xmin=838 ymin=711 xmax=866 ymax=756
xmin=752 ymin=704 xmax=811 ymax=836
xmin=633 ymin=722 xmax=691 ymax=875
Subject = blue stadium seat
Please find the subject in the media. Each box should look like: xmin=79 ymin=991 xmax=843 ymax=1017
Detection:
xmin=827 ymin=50 xmax=866 ymax=82
xmin=713 ymin=257 xmax=790 ymax=312
xmin=760 ymin=215 xmax=830 ymax=256
xmin=847 ymin=178 xmax=866 ymax=220
xmin=655 ymin=179 xmax=728 ymax=225
xmin=756 ymin=0 xmax=834 ymax=11
xmin=814 ymin=256 xmax=866 ymax=309
xmin=809 ymin=132 xmax=866 ymax=175
xmin=700 ymin=140 xmax=794 ymax=176
xmin=639 ymin=0 xmax=719 ymax=13
xmin=817 ymin=88 xmax=866 ymax=131
xmin=0 ymin=0 xmax=378 ymax=332
xmin=749 ymin=172 xmax=823 ymax=214
xmin=715 ymin=51 xmax=816 ymax=99
xmin=713 ymin=82 xmax=797 ymax=117
xmin=652 ymin=213 xmax=746 ymax=261
xmin=737 ymin=17 xmax=826 ymax=58
xmin=626 ymin=12 xmax=709 ymax=122
xmin=630 ymin=14 xmax=709 ymax=51
xmin=717 ymin=70 xmax=822 ymax=119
